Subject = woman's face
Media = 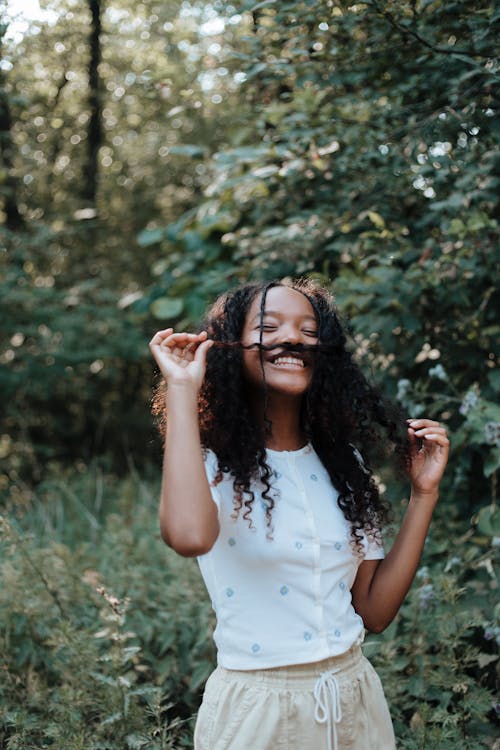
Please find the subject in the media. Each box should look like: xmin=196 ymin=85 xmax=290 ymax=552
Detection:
xmin=240 ymin=285 xmax=318 ymax=398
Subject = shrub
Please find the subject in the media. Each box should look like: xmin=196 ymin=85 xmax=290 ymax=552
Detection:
xmin=0 ymin=465 xmax=497 ymax=748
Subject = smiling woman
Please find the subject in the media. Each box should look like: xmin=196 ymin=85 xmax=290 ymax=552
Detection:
xmin=149 ymin=278 xmax=450 ymax=750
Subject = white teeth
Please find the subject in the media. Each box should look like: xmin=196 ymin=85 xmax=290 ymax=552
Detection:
xmin=273 ymin=357 xmax=305 ymax=368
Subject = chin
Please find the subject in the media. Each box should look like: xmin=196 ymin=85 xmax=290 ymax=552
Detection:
xmin=266 ymin=375 xmax=312 ymax=396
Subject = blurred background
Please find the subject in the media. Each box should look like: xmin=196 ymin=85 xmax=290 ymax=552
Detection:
xmin=0 ymin=1 xmax=498 ymax=748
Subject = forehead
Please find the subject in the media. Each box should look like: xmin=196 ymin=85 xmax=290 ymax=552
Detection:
xmin=246 ymin=285 xmax=317 ymax=323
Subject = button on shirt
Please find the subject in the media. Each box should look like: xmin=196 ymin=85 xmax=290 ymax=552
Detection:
xmin=197 ymin=444 xmax=384 ymax=670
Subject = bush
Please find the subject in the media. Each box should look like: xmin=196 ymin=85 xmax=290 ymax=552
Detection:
xmin=0 ymin=466 xmax=214 ymax=749
xmin=0 ymin=465 xmax=497 ymax=749
xmin=368 ymin=502 xmax=499 ymax=749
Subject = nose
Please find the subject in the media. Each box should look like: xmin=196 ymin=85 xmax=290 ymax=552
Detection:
xmin=280 ymin=324 xmax=302 ymax=344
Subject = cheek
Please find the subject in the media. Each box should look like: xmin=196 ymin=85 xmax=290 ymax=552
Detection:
xmin=241 ymin=352 xmax=264 ymax=383
xmin=241 ymin=327 xmax=260 ymax=347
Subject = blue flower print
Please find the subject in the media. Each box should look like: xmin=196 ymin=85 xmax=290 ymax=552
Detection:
xmin=339 ymin=581 xmax=346 ymax=591
xmin=274 ymin=470 xmax=282 ymax=479
xmin=225 ymin=588 xmax=234 ymax=597
xmin=304 ymin=631 xmax=312 ymax=641
xmin=334 ymin=542 xmax=342 ymax=551
xmin=251 ymin=643 xmax=261 ymax=653
xmin=295 ymin=541 xmax=303 ymax=550
xmin=335 ymin=629 xmax=341 ymax=637
xmin=280 ymin=585 xmax=289 ymax=595
xmin=310 ymin=474 xmax=318 ymax=481
xmin=228 ymin=537 xmax=236 ymax=547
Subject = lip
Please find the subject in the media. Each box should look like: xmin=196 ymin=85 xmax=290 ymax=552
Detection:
xmin=267 ymin=353 xmax=309 ymax=370
xmin=267 ymin=350 xmax=311 ymax=367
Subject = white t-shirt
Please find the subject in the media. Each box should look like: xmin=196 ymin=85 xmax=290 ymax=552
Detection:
xmin=197 ymin=443 xmax=384 ymax=670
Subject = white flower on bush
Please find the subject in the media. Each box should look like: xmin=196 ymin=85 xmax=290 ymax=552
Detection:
xmin=484 ymin=422 xmax=500 ymax=447
xmin=459 ymin=389 xmax=479 ymax=415
xmin=428 ymin=363 xmax=447 ymax=381
xmin=483 ymin=626 xmax=500 ymax=647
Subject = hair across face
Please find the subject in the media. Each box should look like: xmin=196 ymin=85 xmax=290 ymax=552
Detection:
xmin=240 ymin=285 xmax=319 ymax=414
xmin=152 ymin=278 xmax=409 ymax=549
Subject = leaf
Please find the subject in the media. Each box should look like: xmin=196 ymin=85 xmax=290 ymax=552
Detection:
xmin=484 ymin=450 xmax=500 ymax=478
xmin=150 ymin=297 xmax=184 ymax=320
xmin=367 ymin=211 xmax=386 ymax=229
xmin=189 ymin=660 xmax=213 ymax=691
xmin=100 ymin=711 xmax=123 ymax=726
xmin=249 ymin=0 xmax=276 ymax=11
xmin=477 ymin=653 xmax=498 ymax=669
xmin=90 ymin=672 xmax=117 ymax=686
xmin=169 ymin=144 xmax=206 ymax=158
xmin=137 ymin=227 xmax=165 ymax=247
xmin=474 ymin=505 xmax=500 ymax=537
xmin=214 ymin=146 xmax=273 ymax=165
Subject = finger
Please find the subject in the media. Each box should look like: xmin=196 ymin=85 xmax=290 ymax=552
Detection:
xmin=160 ymin=332 xmax=195 ymax=350
xmin=162 ymin=331 xmax=208 ymax=348
xmin=420 ymin=433 xmax=450 ymax=448
xmin=149 ymin=328 xmax=174 ymax=346
xmin=407 ymin=428 xmax=420 ymax=458
xmin=413 ymin=426 xmax=447 ymax=438
xmin=407 ymin=419 xmax=441 ymax=429
xmin=194 ymin=338 xmax=215 ymax=365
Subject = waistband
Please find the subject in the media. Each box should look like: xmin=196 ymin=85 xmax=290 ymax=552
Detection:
xmin=216 ymin=644 xmax=364 ymax=689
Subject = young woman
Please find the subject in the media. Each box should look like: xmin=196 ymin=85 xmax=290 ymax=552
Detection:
xmin=149 ymin=279 xmax=449 ymax=750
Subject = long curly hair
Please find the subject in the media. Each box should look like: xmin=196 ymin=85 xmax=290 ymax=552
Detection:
xmin=152 ymin=279 xmax=410 ymax=551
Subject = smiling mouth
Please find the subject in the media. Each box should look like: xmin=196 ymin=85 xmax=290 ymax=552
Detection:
xmin=270 ymin=355 xmax=306 ymax=369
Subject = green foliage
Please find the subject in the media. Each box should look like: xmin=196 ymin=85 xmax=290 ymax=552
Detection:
xmin=1 ymin=468 xmax=498 ymax=749
xmin=368 ymin=503 xmax=499 ymax=749
xmin=143 ymin=0 xmax=498 ymax=520
xmin=0 ymin=468 xmax=214 ymax=749
xmin=1 ymin=2 xmax=498 ymax=746
xmin=0 ymin=225 xmax=153 ymax=481
xmin=1 ymin=0 xmax=252 ymax=479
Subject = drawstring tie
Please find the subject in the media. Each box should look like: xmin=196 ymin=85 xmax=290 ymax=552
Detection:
xmin=313 ymin=670 xmax=342 ymax=750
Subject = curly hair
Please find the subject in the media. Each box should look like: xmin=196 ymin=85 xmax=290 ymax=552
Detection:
xmin=152 ymin=279 xmax=410 ymax=552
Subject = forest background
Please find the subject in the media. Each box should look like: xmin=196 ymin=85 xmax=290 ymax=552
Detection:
xmin=0 ymin=0 xmax=498 ymax=748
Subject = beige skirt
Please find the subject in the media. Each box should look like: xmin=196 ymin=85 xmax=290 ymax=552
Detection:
xmin=194 ymin=645 xmax=396 ymax=750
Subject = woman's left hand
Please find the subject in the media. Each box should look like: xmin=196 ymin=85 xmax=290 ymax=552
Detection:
xmin=407 ymin=418 xmax=450 ymax=496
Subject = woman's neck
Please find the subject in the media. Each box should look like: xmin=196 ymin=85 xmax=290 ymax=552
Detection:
xmin=249 ymin=392 xmax=306 ymax=451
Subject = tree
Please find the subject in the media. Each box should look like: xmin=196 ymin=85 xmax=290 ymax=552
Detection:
xmin=147 ymin=0 xmax=498 ymax=513
xmin=82 ymin=0 xmax=103 ymax=207
xmin=0 ymin=14 xmax=24 ymax=229
xmin=0 ymin=0 xmax=251 ymax=477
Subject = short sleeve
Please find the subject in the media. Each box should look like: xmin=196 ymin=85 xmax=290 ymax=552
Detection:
xmin=364 ymin=530 xmax=385 ymax=560
xmin=203 ymin=449 xmax=222 ymax=511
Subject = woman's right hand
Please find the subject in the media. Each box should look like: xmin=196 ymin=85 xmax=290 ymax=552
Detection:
xmin=149 ymin=328 xmax=214 ymax=393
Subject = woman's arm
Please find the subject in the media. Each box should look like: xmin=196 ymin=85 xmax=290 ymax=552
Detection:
xmin=351 ymin=419 xmax=450 ymax=633
xmin=149 ymin=329 xmax=220 ymax=557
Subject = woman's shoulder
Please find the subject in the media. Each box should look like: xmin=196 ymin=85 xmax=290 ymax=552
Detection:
xmin=202 ymin=447 xmax=219 ymax=477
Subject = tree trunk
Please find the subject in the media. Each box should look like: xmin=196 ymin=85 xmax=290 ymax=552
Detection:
xmin=82 ymin=0 xmax=103 ymax=206
xmin=0 ymin=28 xmax=25 ymax=231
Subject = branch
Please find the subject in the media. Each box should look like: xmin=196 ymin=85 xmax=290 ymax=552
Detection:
xmin=366 ymin=0 xmax=494 ymax=63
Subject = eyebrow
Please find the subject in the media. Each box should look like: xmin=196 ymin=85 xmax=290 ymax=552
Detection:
xmin=249 ymin=310 xmax=318 ymax=324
